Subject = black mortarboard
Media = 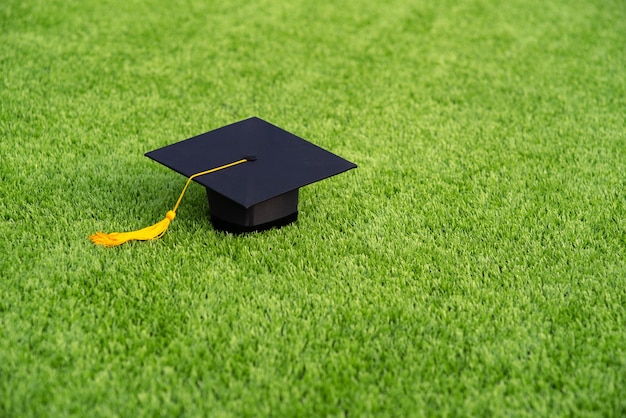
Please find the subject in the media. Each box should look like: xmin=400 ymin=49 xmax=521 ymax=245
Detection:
xmin=145 ymin=117 xmax=357 ymax=233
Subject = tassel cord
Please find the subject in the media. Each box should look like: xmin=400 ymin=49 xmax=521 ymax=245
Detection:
xmin=90 ymin=158 xmax=249 ymax=247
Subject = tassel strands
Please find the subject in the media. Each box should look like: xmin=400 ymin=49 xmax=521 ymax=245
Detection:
xmin=89 ymin=158 xmax=249 ymax=247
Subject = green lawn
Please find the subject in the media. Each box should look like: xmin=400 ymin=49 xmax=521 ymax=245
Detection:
xmin=1 ymin=0 xmax=625 ymax=416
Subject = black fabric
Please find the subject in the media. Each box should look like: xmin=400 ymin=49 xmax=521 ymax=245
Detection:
xmin=145 ymin=117 xmax=356 ymax=208
xmin=206 ymin=189 xmax=298 ymax=231
xmin=145 ymin=117 xmax=356 ymax=232
xmin=211 ymin=212 xmax=298 ymax=234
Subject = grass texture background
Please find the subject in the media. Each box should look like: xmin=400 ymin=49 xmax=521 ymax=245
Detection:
xmin=1 ymin=0 xmax=625 ymax=416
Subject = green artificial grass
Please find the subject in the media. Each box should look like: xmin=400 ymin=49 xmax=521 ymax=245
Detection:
xmin=1 ymin=0 xmax=625 ymax=416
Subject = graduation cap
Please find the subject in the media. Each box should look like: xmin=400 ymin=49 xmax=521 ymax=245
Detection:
xmin=90 ymin=117 xmax=356 ymax=246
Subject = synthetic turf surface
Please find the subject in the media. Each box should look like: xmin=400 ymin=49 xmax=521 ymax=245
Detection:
xmin=1 ymin=0 xmax=625 ymax=416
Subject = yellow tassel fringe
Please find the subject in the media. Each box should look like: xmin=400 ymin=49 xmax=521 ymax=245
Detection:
xmin=90 ymin=158 xmax=248 ymax=247
xmin=89 ymin=210 xmax=176 ymax=247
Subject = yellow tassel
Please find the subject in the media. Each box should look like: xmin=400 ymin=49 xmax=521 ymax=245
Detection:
xmin=89 ymin=210 xmax=176 ymax=247
xmin=90 ymin=158 xmax=249 ymax=247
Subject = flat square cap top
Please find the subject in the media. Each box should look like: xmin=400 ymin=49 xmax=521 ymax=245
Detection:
xmin=145 ymin=117 xmax=357 ymax=208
